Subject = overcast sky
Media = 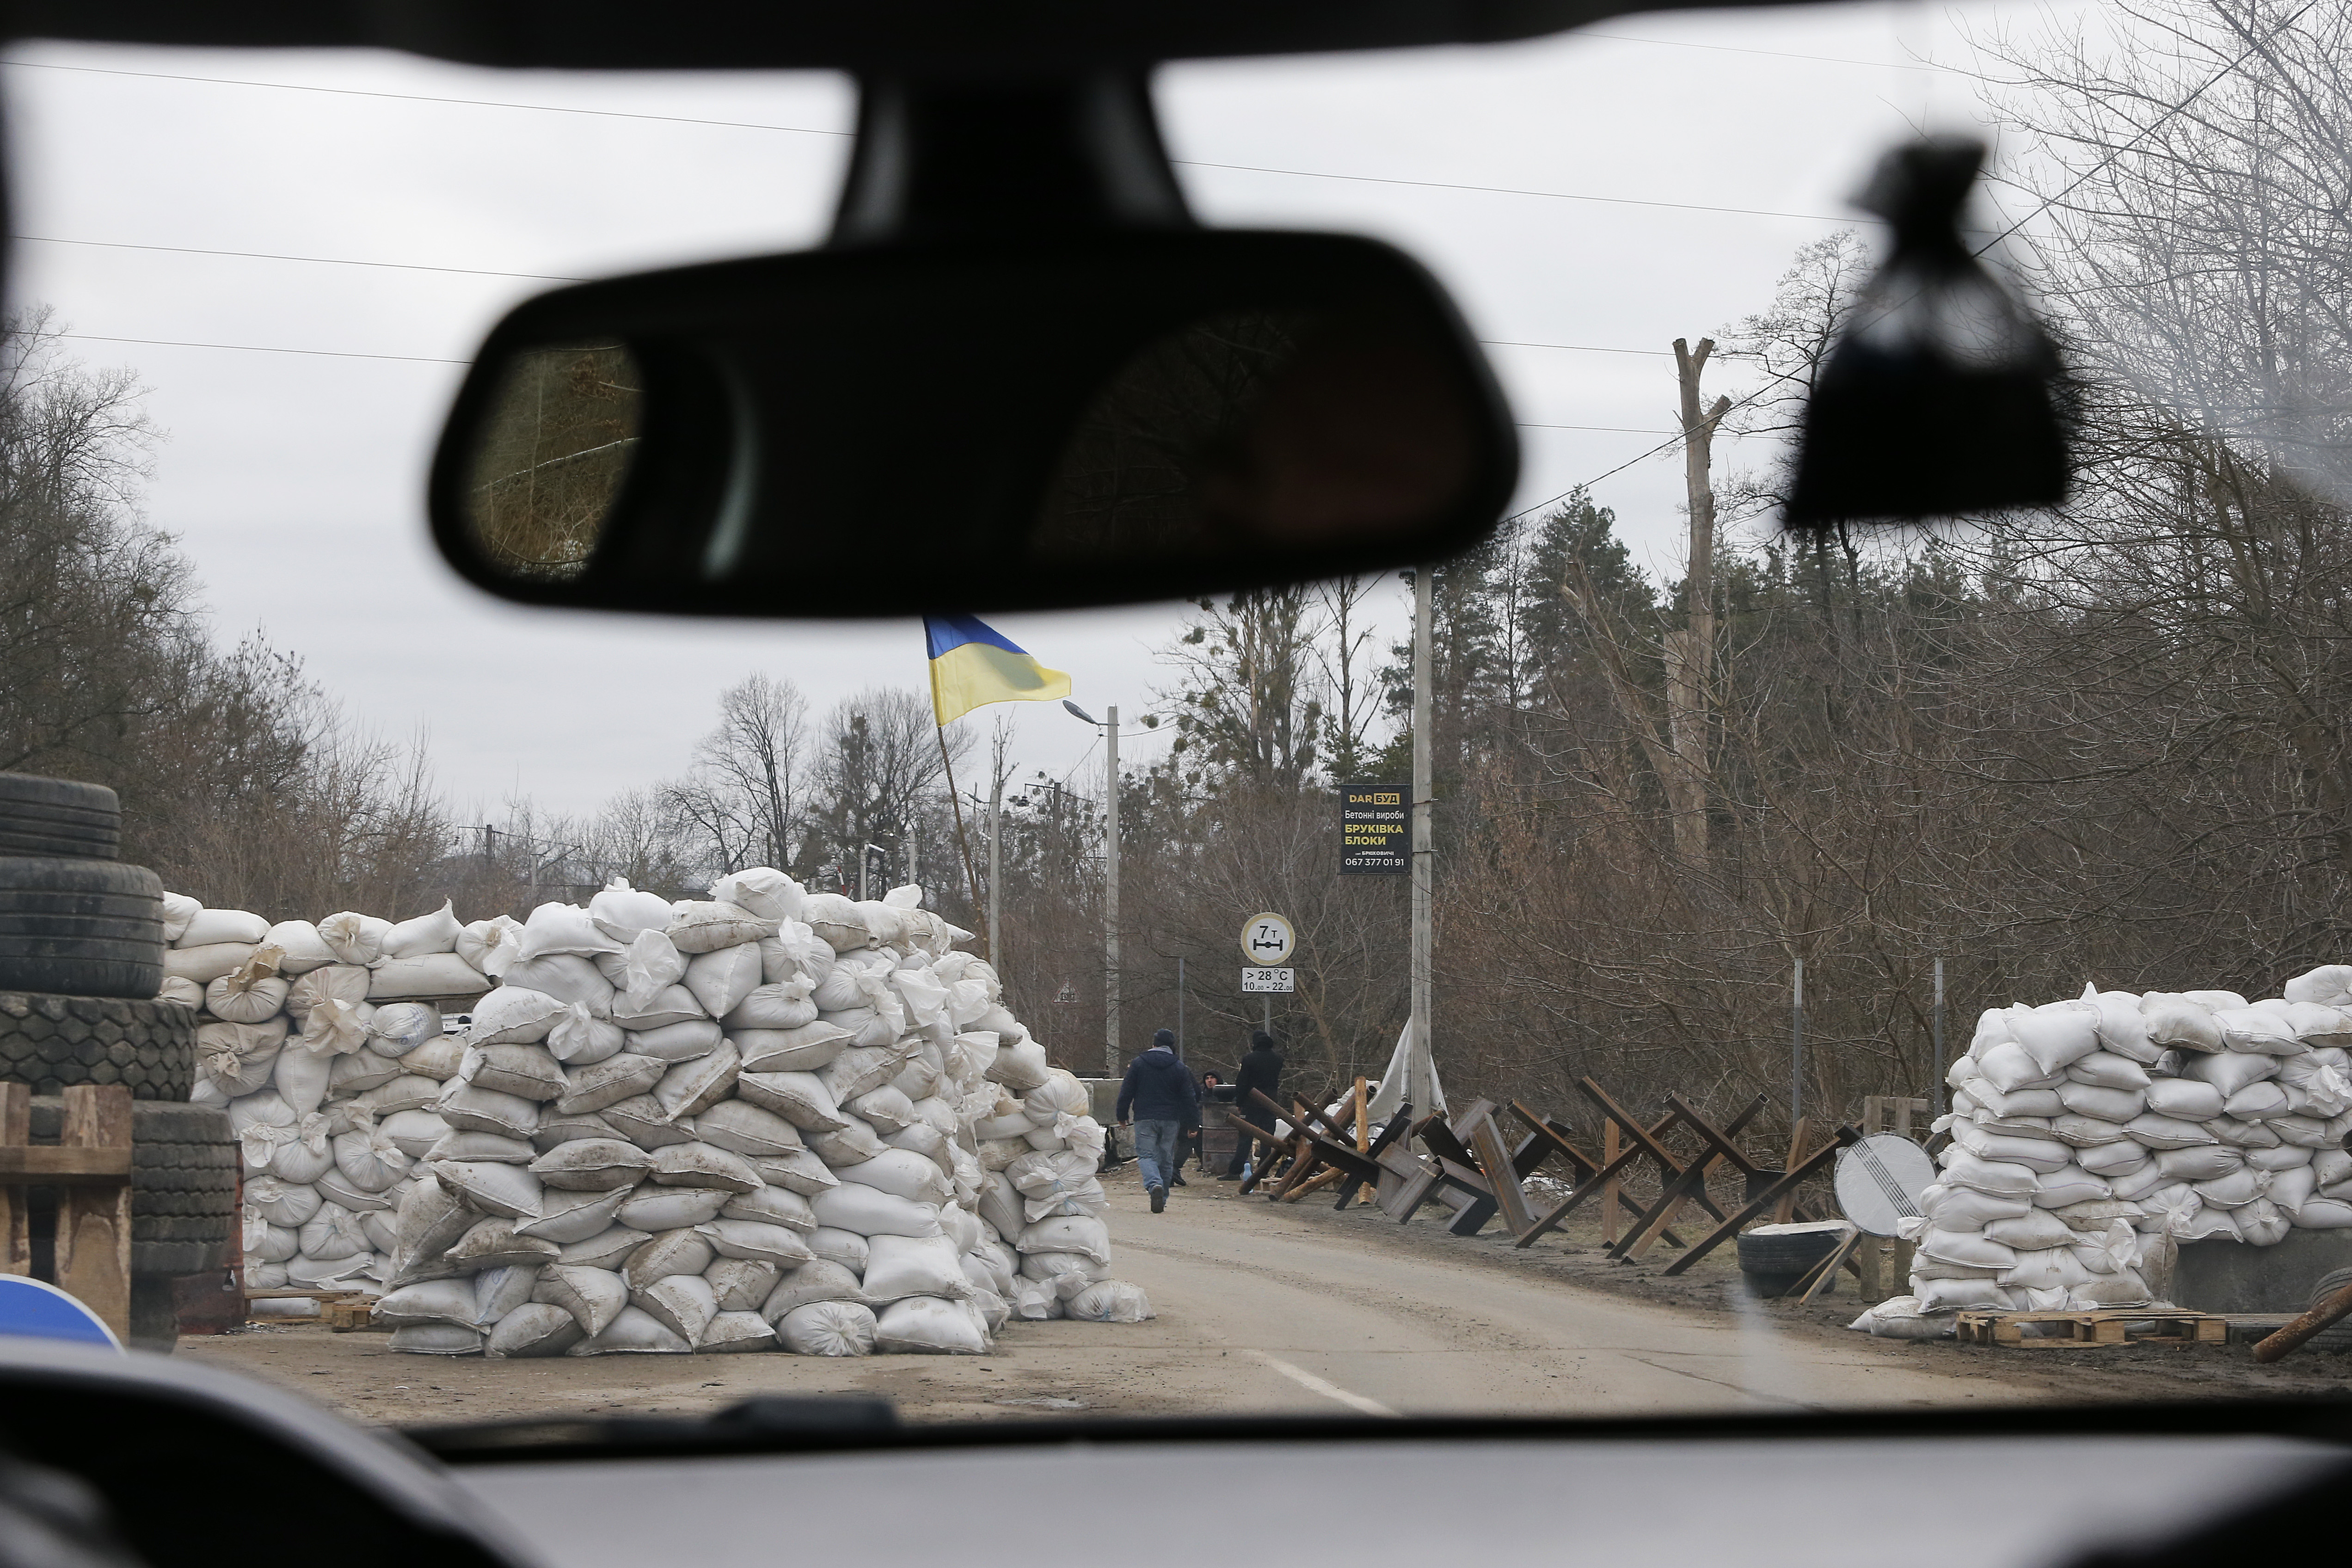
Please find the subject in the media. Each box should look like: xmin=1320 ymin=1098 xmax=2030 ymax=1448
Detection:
xmin=0 ymin=1 xmax=2070 ymax=820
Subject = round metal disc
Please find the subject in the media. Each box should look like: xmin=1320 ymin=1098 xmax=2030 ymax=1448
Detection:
xmin=1833 ymin=1133 xmax=1937 ymax=1237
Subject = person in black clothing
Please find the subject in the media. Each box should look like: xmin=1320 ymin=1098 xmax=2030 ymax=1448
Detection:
xmin=1115 ymin=1028 xmax=1201 ymax=1211
xmin=1222 ymin=1031 xmax=1286 ymax=1179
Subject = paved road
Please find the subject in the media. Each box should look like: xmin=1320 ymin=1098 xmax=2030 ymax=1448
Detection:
xmin=188 ymin=1170 xmax=2055 ymax=1425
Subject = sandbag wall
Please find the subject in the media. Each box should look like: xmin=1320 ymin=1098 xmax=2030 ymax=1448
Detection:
xmin=1906 ymin=968 xmax=2352 ymax=1316
xmin=171 ymin=870 xmax=1150 ymax=1356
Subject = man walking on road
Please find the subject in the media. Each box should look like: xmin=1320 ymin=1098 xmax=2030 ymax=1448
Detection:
xmin=1116 ymin=1028 xmax=1199 ymax=1212
xmin=1223 ymin=1031 xmax=1287 ymax=1180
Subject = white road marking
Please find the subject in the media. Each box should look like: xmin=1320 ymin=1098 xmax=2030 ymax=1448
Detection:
xmin=1248 ymin=1351 xmax=1400 ymax=1417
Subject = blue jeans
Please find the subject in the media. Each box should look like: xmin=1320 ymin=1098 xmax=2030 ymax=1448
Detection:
xmin=1133 ymin=1119 xmax=1181 ymax=1192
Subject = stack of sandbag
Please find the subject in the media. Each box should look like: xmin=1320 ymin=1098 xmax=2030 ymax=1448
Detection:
xmin=353 ymin=871 xmax=1150 ymax=1356
xmin=166 ymin=894 xmax=493 ymax=1291
xmin=1896 ymin=969 xmax=2352 ymax=1321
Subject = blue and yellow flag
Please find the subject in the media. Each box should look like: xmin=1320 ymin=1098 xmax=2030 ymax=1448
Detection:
xmin=925 ymin=615 xmax=1071 ymax=726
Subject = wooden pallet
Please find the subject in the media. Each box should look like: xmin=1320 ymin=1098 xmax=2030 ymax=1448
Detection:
xmin=325 ymin=1299 xmax=388 ymax=1332
xmin=1955 ymin=1308 xmax=2226 ymax=1348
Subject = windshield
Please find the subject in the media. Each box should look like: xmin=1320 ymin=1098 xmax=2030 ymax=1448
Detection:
xmin=5 ymin=0 xmax=2351 ymax=1429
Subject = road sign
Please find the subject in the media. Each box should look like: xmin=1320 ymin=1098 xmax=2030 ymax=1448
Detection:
xmin=1339 ymin=782 xmax=1409 ymax=873
xmin=1833 ymin=1134 xmax=1936 ymax=1237
xmin=1241 ymin=912 xmax=1295 ymax=965
xmin=1242 ymin=967 xmax=1296 ymax=994
xmin=0 ymin=1276 xmax=120 ymax=1350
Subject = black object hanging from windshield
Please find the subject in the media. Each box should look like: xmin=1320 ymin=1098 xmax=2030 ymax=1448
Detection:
xmin=1785 ymin=135 xmax=2068 ymax=525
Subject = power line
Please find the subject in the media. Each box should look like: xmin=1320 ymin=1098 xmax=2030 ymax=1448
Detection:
xmin=16 ymin=232 xmax=587 ymax=282
xmin=1578 ymin=30 xmax=1954 ymax=74
xmin=57 ymin=331 xmax=467 ymax=365
xmin=0 ymin=57 xmax=1863 ymax=229
xmin=1175 ymin=158 xmax=1859 ymax=225
xmin=0 ymin=58 xmax=854 ymax=139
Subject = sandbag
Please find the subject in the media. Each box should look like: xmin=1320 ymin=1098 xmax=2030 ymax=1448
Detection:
xmin=617 ymin=1187 xmax=731 ymax=1231
xmin=837 ymin=1147 xmax=954 ymax=1207
xmin=457 ymin=916 xmax=523 ymax=978
xmin=503 ymin=954 xmax=616 ymax=1014
xmin=633 ymin=1274 xmax=719 ymax=1344
xmin=1065 ymin=1280 xmax=1153 ymax=1322
xmin=556 ymin=1226 xmax=651 ymax=1270
xmin=444 ymin=1217 xmax=560 ymax=1272
xmin=700 ymin=1310 xmax=777 ymax=1353
xmin=737 ymin=1070 xmax=850 ymax=1131
xmin=516 ymin=1186 xmax=636 ymax=1244
xmin=534 ymin=1264 xmax=629 ymax=1336
xmin=684 ymin=943 xmax=765 ymax=1021
xmin=545 ymin=1003 xmax=626 ymax=1066
xmin=590 ymin=879 xmax=675 ymax=943
xmin=485 ymin=1302 xmax=580 ymax=1358
xmin=694 ymin=1099 xmax=804 ymax=1158
xmin=168 ymin=942 xmax=259 ymax=985
xmin=531 ymin=1138 xmax=654 ymax=1191
xmin=779 ymin=1300 xmax=876 ymax=1355
xmin=374 ymin=901 xmax=459 ymax=961
xmin=805 ymin=1227 xmax=870 ymax=1273
xmin=860 ymin=1234 xmax=967 ymax=1303
xmin=651 ymin=1141 xmax=761 ymax=1193
xmin=736 ymin=1022 xmax=853 ymax=1075
xmin=710 ymin=868 xmax=806 ymax=923
xmin=369 ymin=954 xmax=490 ymax=1000
xmin=471 ymin=987 xmax=567 ymax=1046
xmin=762 ymin=1260 xmax=867 ymax=1319
xmin=706 ymin=1256 xmax=783 ymax=1313
xmin=602 ymin=1096 xmax=698 ymax=1149
xmin=557 ymin=1053 xmax=669 ymax=1117
xmin=697 ymin=1218 xmax=816 ymax=1267
xmin=179 ymin=908 xmax=269 ymax=948
xmin=668 ymin=902 xmax=780 ymax=955
xmin=1016 ymin=1214 xmax=1111 ymax=1266
xmin=622 ymin=1229 xmax=716 ymax=1288
xmin=813 ymin=1185 xmax=943 ymax=1239
xmin=429 ymin=1160 xmax=543 ymax=1219
xmin=874 ymin=1295 xmax=988 ymax=1354
xmin=653 ymin=1041 xmax=742 ymax=1121
xmin=751 ymin=1149 xmax=837 ymax=1197
xmin=726 ymin=978 xmax=819 ymax=1032
xmin=566 ymin=1305 xmax=690 ymax=1355
xmin=626 ymin=1018 xmax=724 ymax=1062
xmin=517 ymin=902 xmax=624 ymax=963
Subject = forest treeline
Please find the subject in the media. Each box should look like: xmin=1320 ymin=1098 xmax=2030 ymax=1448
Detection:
xmin=2 ymin=0 xmax=2345 ymax=1141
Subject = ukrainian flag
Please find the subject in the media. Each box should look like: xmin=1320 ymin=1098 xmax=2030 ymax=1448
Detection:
xmin=925 ymin=615 xmax=1071 ymax=726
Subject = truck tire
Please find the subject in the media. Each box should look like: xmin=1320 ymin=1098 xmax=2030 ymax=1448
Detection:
xmin=0 ymin=857 xmax=165 ymax=998
xmin=0 ymin=773 xmax=122 ymax=861
xmin=28 ymin=1099 xmax=237 ymax=1351
xmin=0 ymin=990 xmax=196 ymax=1099
xmin=129 ymin=1102 xmax=239 ymax=1277
xmin=1738 ymin=1227 xmax=1847 ymax=1298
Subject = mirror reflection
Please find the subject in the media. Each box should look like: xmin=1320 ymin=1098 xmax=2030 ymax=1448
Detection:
xmin=460 ymin=343 xmax=643 ymax=581
xmin=1032 ymin=307 xmax=1480 ymax=562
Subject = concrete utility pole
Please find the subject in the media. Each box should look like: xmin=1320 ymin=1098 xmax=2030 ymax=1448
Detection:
xmin=1104 ymin=704 xmax=1121 ymax=1079
xmin=1791 ymin=956 xmax=1806 ymax=1125
xmin=1410 ymin=566 xmax=1435 ymax=1105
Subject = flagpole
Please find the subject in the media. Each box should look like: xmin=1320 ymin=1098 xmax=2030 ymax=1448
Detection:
xmin=936 ymin=720 xmax=985 ymax=942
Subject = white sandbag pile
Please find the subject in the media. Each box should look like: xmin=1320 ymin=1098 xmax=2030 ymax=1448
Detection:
xmin=1893 ymin=968 xmax=2352 ymax=1322
xmin=165 ymin=892 xmax=496 ymax=1293
xmin=177 ymin=871 xmax=1151 ymax=1354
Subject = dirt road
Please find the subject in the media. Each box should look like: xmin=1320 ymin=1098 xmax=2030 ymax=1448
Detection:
xmin=184 ymin=1163 xmax=2104 ymax=1425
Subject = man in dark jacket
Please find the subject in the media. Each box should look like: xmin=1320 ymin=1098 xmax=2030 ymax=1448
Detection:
xmin=1116 ymin=1028 xmax=1200 ymax=1211
xmin=1224 ymin=1032 xmax=1286 ymax=1179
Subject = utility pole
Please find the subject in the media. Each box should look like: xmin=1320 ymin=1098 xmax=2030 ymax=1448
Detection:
xmin=1932 ymin=957 xmax=1947 ymax=1117
xmin=1176 ymin=956 xmax=1185 ymax=1060
xmin=1105 ymin=704 xmax=1121 ymax=1080
xmin=986 ymin=774 xmax=1002 ymax=967
xmin=1409 ymin=566 xmax=1435 ymax=1110
xmin=1792 ymin=956 xmax=1806 ymax=1125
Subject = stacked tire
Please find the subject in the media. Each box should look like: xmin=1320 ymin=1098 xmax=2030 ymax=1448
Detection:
xmin=0 ymin=773 xmax=225 ymax=1350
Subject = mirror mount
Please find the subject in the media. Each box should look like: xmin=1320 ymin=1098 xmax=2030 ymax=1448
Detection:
xmin=830 ymin=73 xmax=1193 ymax=245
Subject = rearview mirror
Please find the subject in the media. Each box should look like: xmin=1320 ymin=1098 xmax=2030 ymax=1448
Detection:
xmin=427 ymin=231 xmax=1517 ymax=616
